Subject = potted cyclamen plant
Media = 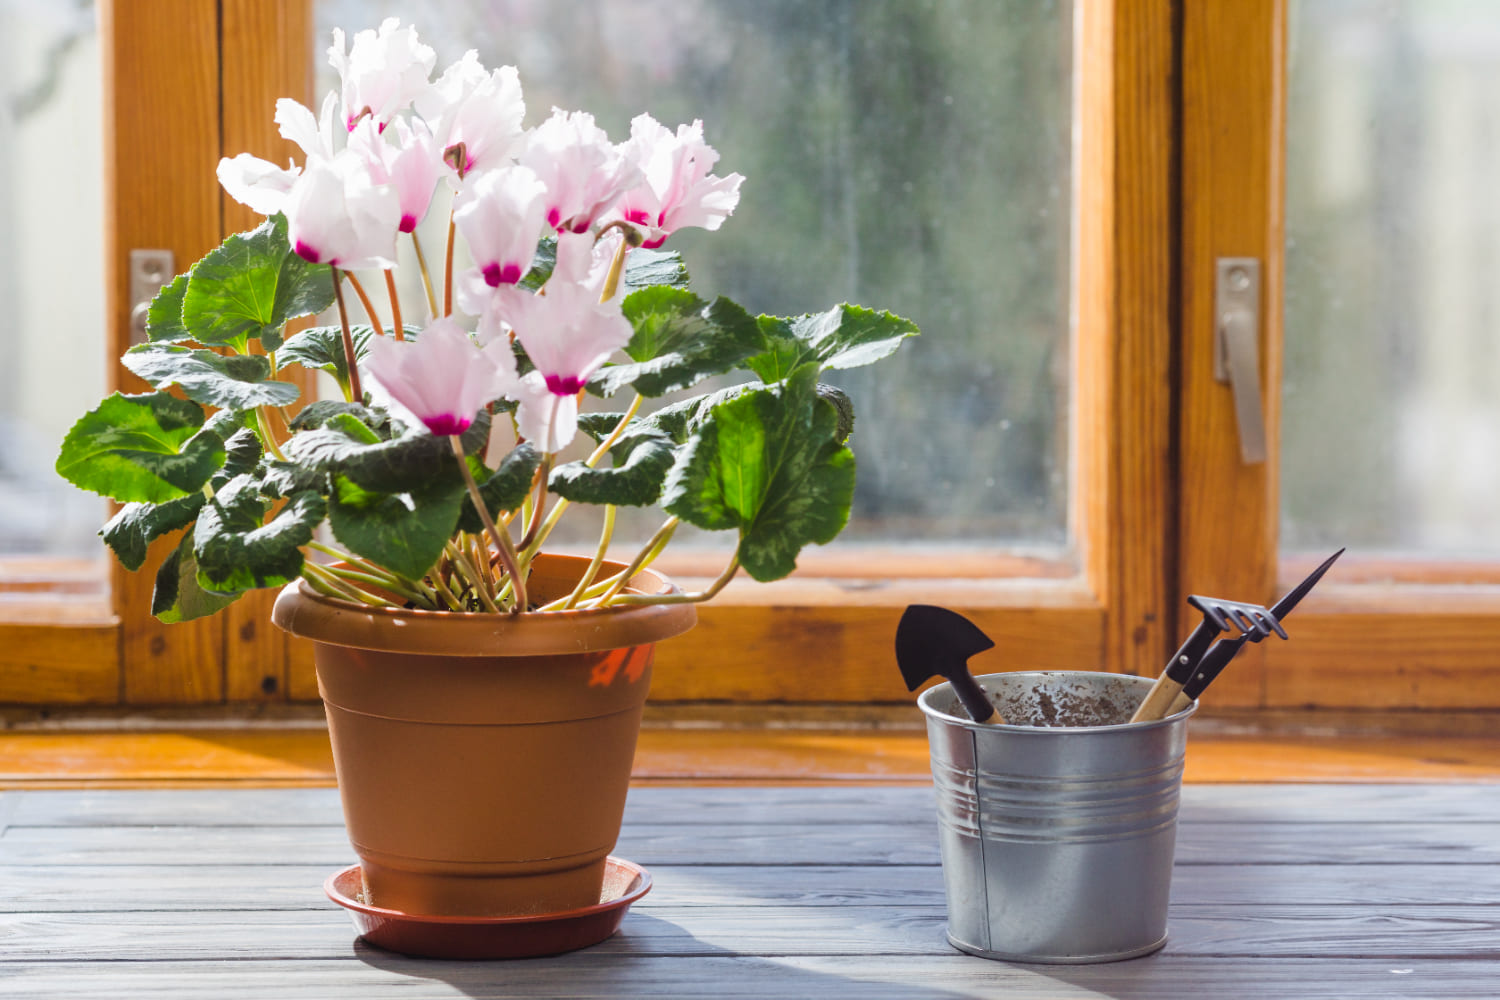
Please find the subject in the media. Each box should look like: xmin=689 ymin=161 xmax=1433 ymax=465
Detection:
xmin=56 ymin=19 xmax=916 ymax=949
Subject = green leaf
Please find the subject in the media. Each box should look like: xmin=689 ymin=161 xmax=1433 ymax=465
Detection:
xmin=145 ymin=273 xmax=192 ymax=343
xmin=284 ymin=409 xmax=488 ymax=495
xmin=286 ymin=399 xmax=388 ymax=434
xmin=278 ymin=325 xmax=376 ymax=389
xmin=179 ymin=215 xmax=333 ymax=350
xmin=745 ymin=304 xmax=919 ymax=383
xmin=261 ymin=459 xmax=324 ymax=500
xmin=518 ymin=237 xmax=556 ymax=291
xmin=520 ymin=242 xmax=687 ymax=294
xmin=122 ymin=343 xmax=300 ymax=411
xmin=591 ymin=289 xmax=761 ymax=398
xmin=457 ymin=443 xmax=541 ymax=533
xmin=212 ymin=426 xmax=265 ymax=489
xmin=328 ymin=475 xmax=465 ymax=581
xmin=576 ymin=412 xmax=630 ymax=444
xmin=550 ymin=433 xmax=676 ymax=507
xmin=816 ymin=383 xmax=856 ymax=444
xmin=270 ymin=243 xmax=339 ymax=347
xmin=152 ymin=533 xmax=237 ymax=623
xmin=622 ymin=247 xmax=690 ymax=291
xmin=101 ymin=494 xmax=205 ymax=572
xmin=193 ymin=475 xmax=323 ymax=594
xmin=662 ymin=367 xmax=856 ymax=582
xmin=56 ymin=392 xmax=225 ymax=502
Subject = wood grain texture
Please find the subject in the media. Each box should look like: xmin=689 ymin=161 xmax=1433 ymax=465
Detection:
xmin=0 ymin=784 xmax=1497 ymax=997
xmin=1265 ymin=609 xmax=1500 ymax=708
xmin=1076 ymin=0 xmax=1176 ymax=679
xmin=2 ymin=958 xmax=1497 ymax=1000
xmin=0 ymin=624 xmax=119 ymax=705
xmin=650 ymin=602 xmax=1104 ymax=702
xmin=0 ymin=728 xmax=1498 ymax=788
xmin=103 ymin=0 xmax=226 ymax=705
xmin=1177 ymin=0 xmax=1283 ymax=707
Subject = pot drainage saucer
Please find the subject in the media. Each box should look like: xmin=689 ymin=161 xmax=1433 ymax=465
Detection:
xmin=324 ymin=857 xmax=652 ymax=960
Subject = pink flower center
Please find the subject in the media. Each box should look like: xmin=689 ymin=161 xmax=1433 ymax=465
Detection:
xmin=482 ymin=262 xmax=524 ymax=287
xmin=399 ymin=214 xmax=419 ymax=234
xmin=546 ymin=206 xmax=562 ymax=229
xmin=543 ymin=374 xmax=587 ymax=396
xmin=422 ymin=413 xmax=471 ymax=436
xmin=293 ymin=240 xmax=322 ymax=264
xmin=624 ymin=208 xmax=651 ymax=226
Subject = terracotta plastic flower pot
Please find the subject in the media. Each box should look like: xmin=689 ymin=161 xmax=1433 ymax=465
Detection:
xmin=270 ymin=553 xmax=696 ymax=918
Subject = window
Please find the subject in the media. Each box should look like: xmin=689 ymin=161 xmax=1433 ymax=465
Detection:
xmin=23 ymin=0 xmax=1485 ymax=718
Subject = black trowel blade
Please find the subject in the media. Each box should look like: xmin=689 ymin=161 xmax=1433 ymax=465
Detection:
xmin=895 ymin=604 xmax=996 ymax=691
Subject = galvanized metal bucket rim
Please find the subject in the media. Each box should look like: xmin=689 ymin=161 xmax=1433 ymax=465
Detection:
xmin=916 ymin=670 xmax=1196 ymax=735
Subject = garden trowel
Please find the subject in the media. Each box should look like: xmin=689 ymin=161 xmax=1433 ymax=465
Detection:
xmin=896 ymin=605 xmax=1004 ymax=724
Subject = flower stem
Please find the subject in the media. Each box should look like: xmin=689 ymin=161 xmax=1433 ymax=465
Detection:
xmin=446 ymin=541 xmax=499 ymax=613
xmin=525 ymin=394 xmax=644 ymax=560
xmin=428 ymin=562 xmax=465 ymax=611
xmin=344 ymin=271 xmax=385 ymax=338
xmin=255 ymin=408 xmax=286 ymax=461
xmin=443 ymin=211 xmax=457 ymax=317
xmin=383 ymin=269 xmax=404 ymax=341
xmin=308 ymin=541 xmax=434 ymax=605
xmin=607 ymin=555 xmax=741 ymax=606
xmin=561 ymin=505 xmax=617 ymax=610
xmin=330 ymin=267 xmax=363 ymax=403
xmin=450 ymin=434 xmax=527 ymax=613
xmin=589 ymin=516 xmax=679 ymax=608
xmin=303 ymin=563 xmax=392 ymax=607
xmin=410 ymin=230 xmax=439 ymax=321
xmin=594 ymin=220 xmax=643 ymax=303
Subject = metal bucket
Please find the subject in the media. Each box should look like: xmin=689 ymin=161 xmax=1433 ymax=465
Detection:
xmin=917 ymin=670 xmax=1193 ymax=964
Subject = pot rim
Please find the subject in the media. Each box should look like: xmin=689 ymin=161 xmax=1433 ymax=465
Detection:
xmin=917 ymin=670 xmax=1196 ymax=733
xmin=270 ymin=552 xmax=697 ymax=656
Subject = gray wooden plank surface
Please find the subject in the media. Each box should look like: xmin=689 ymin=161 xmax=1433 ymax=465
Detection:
xmin=0 ymin=905 xmax=1497 ymax=962
xmin=6 ymin=821 xmax=1500 ymax=867
xmin=8 ymin=783 xmax=1500 ymax=828
xmin=4 ymin=861 xmax=1500 ymax=912
xmin=1 ymin=784 xmax=1498 ymax=999
xmin=1 ymin=957 xmax=1495 ymax=1000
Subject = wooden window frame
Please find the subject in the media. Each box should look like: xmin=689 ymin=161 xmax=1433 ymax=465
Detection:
xmin=0 ymin=0 xmax=1180 ymax=709
xmin=1179 ymin=0 xmax=1500 ymax=712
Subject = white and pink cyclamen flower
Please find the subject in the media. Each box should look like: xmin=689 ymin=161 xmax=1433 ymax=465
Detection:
xmin=613 ymin=114 xmax=744 ymax=249
xmin=522 ymin=109 xmax=641 ymax=234
xmin=482 ymin=233 xmax=634 ymax=451
xmin=352 ymin=116 xmax=442 ymax=233
xmin=328 ymin=18 xmax=436 ymax=132
xmin=417 ymin=53 xmax=527 ymax=179
xmin=364 ymin=318 xmax=519 ymax=437
xmin=454 ymin=165 xmax=548 ymax=289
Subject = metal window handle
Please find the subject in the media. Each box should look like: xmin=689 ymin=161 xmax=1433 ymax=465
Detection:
xmin=129 ymin=249 xmax=174 ymax=346
xmin=1213 ymin=258 xmax=1267 ymax=464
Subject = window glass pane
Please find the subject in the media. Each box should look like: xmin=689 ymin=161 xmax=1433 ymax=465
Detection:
xmin=0 ymin=4 xmax=105 ymax=559
xmin=1285 ymin=0 xmax=1500 ymax=559
xmin=315 ymin=0 xmax=1074 ymax=557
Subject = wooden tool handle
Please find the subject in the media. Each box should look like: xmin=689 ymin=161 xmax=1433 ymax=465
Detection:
xmin=949 ymin=672 xmax=1005 ymax=725
xmin=1167 ymin=691 xmax=1194 ymax=716
xmin=1129 ymin=675 xmax=1185 ymax=724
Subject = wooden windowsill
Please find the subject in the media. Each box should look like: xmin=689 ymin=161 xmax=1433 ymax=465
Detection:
xmin=0 ymin=708 xmax=1495 ymax=788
